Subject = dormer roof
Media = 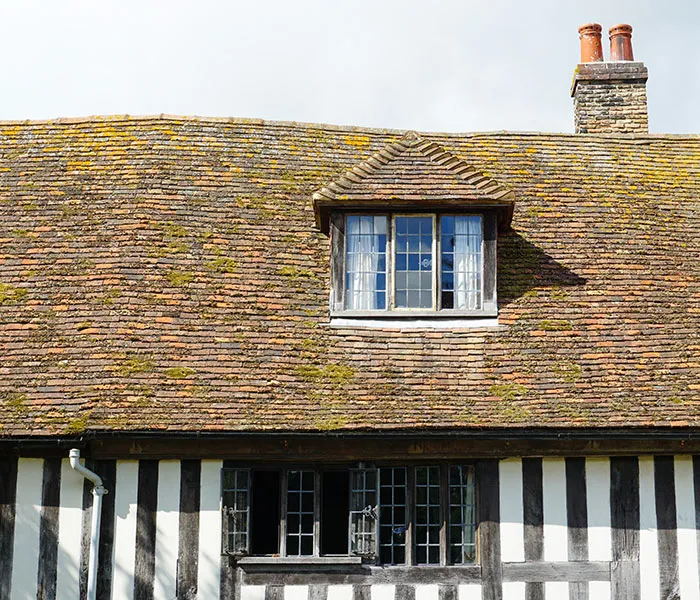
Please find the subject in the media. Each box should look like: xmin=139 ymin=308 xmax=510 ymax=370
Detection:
xmin=313 ymin=131 xmax=515 ymax=234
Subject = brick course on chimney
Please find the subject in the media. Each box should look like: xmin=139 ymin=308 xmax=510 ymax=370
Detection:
xmin=571 ymin=24 xmax=649 ymax=134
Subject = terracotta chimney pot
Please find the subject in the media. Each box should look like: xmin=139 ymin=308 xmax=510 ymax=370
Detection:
xmin=609 ymin=24 xmax=634 ymax=61
xmin=578 ymin=23 xmax=603 ymax=62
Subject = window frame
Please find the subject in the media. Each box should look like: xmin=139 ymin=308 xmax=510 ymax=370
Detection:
xmin=221 ymin=463 xmax=478 ymax=568
xmin=330 ymin=210 xmax=497 ymax=318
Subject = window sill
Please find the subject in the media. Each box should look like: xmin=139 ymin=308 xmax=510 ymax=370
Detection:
xmin=330 ymin=315 xmax=501 ymax=330
xmin=236 ymin=556 xmax=364 ymax=566
xmin=331 ymin=309 xmax=498 ymax=319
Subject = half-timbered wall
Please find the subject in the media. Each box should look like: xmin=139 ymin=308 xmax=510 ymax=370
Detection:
xmin=1 ymin=455 xmax=699 ymax=600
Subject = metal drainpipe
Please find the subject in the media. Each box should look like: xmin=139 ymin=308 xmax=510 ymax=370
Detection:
xmin=69 ymin=449 xmax=108 ymax=600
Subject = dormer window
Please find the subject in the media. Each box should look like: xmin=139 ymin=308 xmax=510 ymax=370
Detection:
xmin=333 ymin=211 xmax=497 ymax=317
xmin=312 ymin=131 xmax=514 ymax=322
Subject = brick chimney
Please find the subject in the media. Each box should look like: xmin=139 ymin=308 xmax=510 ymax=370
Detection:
xmin=571 ymin=24 xmax=648 ymax=134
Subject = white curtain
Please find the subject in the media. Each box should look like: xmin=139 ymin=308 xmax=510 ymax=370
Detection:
xmin=346 ymin=217 xmax=382 ymax=310
xmin=454 ymin=216 xmax=482 ymax=310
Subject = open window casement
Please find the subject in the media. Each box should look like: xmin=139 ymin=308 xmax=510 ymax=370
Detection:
xmin=349 ymin=467 xmax=379 ymax=557
xmin=221 ymin=468 xmax=251 ymax=555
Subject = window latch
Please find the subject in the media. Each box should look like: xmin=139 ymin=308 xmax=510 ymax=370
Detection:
xmin=361 ymin=504 xmax=378 ymax=520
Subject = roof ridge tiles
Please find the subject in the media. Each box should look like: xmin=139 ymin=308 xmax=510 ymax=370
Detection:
xmin=1 ymin=113 xmax=697 ymax=142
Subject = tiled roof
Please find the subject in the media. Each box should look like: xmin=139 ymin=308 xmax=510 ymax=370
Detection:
xmin=0 ymin=115 xmax=699 ymax=436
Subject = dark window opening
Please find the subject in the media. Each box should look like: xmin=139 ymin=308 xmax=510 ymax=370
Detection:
xmin=321 ymin=471 xmax=350 ymax=555
xmin=223 ymin=464 xmax=476 ymax=564
xmin=250 ymin=470 xmax=280 ymax=555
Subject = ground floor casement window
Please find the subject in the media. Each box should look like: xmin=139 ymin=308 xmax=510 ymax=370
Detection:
xmin=222 ymin=465 xmax=476 ymax=565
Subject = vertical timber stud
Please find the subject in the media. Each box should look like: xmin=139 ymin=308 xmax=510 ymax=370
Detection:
xmin=565 ymin=458 xmax=589 ymax=600
xmin=177 ymin=460 xmax=201 ymax=600
xmin=134 ymin=460 xmax=159 ymax=600
xmin=354 ymin=585 xmax=371 ymax=600
xmin=396 ymin=585 xmax=415 ymax=600
xmin=522 ymin=458 xmax=544 ymax=600
xmin=477 ymin=459 xmax=502 ymax=600
xmin=266 ymin=585 xmax=284 ymax=600
xmin=610 ymin=457 xmax=640 ymax=600
xmin=654 ymin=456 xmax=679 ymax=599
xmin=95 ymin=460 xmax=116 ymax=600
xmin=439 ymin=584 xmax=457 ymax=600
xmin=309 ymin=584 xmax=329 ymax=600
xmin=38 ymin=458 xmax=61 ymax=600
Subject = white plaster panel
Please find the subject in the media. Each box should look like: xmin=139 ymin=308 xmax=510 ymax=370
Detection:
xmin=415 ymin=584 xmax=439 ymax=600
xmin=457 ymin=584 xmax=482 ymax=600
xmin=502 ymin=581 xmax=525 ymax=600
xmin=544 ymin=581 xmax=568 ymax=598
xmin=285 ymin=585 xmax=309 ymax=600
xmin=10 ymin=458 xmax=43 ymax=600
xmin=241 ymin=585 xmax=267 ymax=600
xmin=198 ymin=460 xmax=223 ymax=599
xmin=327 ymin=585 xmax=354 ymax=600
xmin=499 ymin=458 xmax=525 ymax=562
xmin=674 ymin=455 xmax=700 ymax=599
xmin=371 ymin=584 xmax=396 ymax=600
xmin=585 ymin=457 xmax=612 ymax=561
xmin=589 ymin=580 xmax=611 ymax=600
xmin=56 ymin=457 xmax=85 ymax=600
xmin=153 ymin=460 xmax=181 ymax=600
xmin=639 ymin=457 xmax=660 ymax=600
xmin=110 ymin=460 xmax=139 ymax=600
xmin=542 ymin=458 xmax=567 ymax=561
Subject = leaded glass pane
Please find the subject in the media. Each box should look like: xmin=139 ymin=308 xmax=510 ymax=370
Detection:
xmin=414 ymin=466 xmax=441 ymax=565
xmin=394 ymin=216 xmax=433 ymax=309
xmin=349 ymin=468 xmax=378 ymax=556
xmin=345 ymin=215 xmax=388 ymax=310
xmin=286 ymin=470 xmax=315 ymax=556
xmin=448 ymin=465 xmax=477 ymax=564
xmin=221 ymin=469 xmax=250 ymax=554
xmin=440 ymin=215 xmax=482 ymax=310
xmin=379 ymin=467 xmax=407 ymax=565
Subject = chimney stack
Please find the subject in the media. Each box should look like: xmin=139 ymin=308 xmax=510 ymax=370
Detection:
xmin=571 ymin=23 xmax=648 ymax=134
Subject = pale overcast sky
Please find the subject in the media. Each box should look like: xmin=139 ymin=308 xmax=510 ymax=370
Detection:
xmin=1 ymin=0 xmax=698 ymax=133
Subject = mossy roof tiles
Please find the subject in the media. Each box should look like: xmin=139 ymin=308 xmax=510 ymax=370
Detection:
xmin=0 ymin=115 xmax=699 ymax=436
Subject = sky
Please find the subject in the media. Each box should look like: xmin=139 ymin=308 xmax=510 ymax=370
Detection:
xmin=1 ymin=0 xmax=698 ymax=134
